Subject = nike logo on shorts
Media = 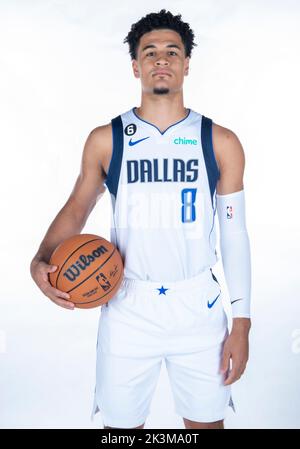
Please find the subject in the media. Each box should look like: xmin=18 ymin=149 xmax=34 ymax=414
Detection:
xmin=207 ymin=292 xmax=221 ymax=308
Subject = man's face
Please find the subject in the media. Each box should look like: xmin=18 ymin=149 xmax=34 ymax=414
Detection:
xmin=132 ymin=29 xmax=190 ymax=96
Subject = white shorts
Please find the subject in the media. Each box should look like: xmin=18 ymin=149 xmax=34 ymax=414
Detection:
xmin=90 ymin=266 xmax=235 ymax=428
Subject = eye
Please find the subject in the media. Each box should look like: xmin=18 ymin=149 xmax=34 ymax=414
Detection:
xmin=146 ymin=51 xmax=178 ymax=56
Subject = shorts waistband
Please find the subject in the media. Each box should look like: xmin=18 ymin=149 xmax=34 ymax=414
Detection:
xmin=120 ymin=267 xmax=214 ymax=294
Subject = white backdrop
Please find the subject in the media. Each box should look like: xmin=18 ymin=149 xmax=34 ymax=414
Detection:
xmin=1 ymin=0 xmax=299 ymax=429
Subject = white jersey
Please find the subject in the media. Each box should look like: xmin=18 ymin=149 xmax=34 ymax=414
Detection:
xmin=104 ymin=106 xmax=220 ymax=281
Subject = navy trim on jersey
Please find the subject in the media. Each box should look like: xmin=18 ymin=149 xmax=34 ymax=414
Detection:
xmin=210 ymin=267 xmax=220 ymax=286
xmin=201 ymin=116 xmax=221 ymax=206
xmin=105 ymin=115 xmax=124 ymax=200
xmin=132 ymin=106 xmax=191 ymax=136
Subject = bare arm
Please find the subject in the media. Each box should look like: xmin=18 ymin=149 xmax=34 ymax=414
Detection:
xmin=30 ymin=125 xmax=110 ymax=308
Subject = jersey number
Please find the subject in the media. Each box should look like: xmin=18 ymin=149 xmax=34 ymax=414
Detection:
xmin=181 ymin=188 xmax=197 ymax=223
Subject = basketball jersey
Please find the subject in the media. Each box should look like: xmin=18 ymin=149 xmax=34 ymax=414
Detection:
xmin=104 ymin=106 xmax=220 ymax=282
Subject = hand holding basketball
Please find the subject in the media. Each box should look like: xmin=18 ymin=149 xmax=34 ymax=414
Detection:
xmin=30 ymin=259 xmax=75 ymax=310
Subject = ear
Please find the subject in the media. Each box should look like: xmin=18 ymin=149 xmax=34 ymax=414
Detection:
xmin=132 ymin=59 xmax=140 ymax=79
xmin=184 ymin=56 xmax=190 ymax=76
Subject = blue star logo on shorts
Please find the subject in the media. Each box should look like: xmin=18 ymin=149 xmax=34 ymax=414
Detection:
xmin=157 ymin=285 xmax=169 ymax=295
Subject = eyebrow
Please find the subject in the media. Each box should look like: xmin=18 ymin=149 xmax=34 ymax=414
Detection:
xmin=141 ymin=43 xmax=182 ymax=53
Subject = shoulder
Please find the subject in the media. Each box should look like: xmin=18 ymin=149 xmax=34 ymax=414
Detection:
xmin=87 ymin=121 xmax=112 ymax=145
xmin=212 ymin=121 xmax=245 ymax=171
xmin=84 ymin=122 xmax=112 ymax=176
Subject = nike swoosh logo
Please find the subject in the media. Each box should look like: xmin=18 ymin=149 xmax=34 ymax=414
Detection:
xmin=231 ymin=298 xmax=243 ymax=304
xmin=207 ymin=292 xmax=221 ymax=309
xmin=129 ymin=136 xmax=150 ymax=146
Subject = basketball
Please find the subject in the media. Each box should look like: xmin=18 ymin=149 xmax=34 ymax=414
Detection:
xmin=48 ymin=234 xmax=124 ymax=309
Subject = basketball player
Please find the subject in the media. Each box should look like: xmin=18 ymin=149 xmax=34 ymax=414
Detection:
xmin=30 ymin=9 xmax=251 ymax=430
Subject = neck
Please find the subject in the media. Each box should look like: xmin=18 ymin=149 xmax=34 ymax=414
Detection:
xmin=136 ymin=94 xmax=188 ymax=127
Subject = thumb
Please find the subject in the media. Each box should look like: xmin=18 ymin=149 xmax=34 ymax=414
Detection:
xmin=43 ymin=264 xmax=57 ymax=283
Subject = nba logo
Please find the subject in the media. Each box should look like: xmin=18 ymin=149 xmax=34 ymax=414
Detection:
xmin=96 ymin=273 xmax=111 ymax=291
xmin=227 ymin=205 xmax=233 ymax=219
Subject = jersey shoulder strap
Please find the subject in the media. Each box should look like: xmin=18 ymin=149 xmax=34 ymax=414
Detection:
xmin=201 ymin=116 xmax=220 ymax=206
xmin=105 ymin=114 xmax=123 ymax=200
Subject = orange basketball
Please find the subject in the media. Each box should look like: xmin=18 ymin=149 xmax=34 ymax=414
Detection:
xmin=48 ymin=234 xmax=124 ymax=309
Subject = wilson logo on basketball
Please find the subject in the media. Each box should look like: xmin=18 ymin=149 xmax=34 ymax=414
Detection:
xmin=63 ymin=245 xmax=109 ymax=282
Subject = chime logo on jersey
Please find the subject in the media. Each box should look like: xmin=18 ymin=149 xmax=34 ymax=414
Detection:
xmin=227 ymin=205 xmax=233 ymax=219
xmin=126 ymin=158 xmax=199 ymax=183
xmin=173 ymin=136 xmax=198 ymax=145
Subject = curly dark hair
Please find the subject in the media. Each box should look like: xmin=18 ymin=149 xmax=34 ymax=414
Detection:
xmin=123 ymin=9 xmax=197 ymax=60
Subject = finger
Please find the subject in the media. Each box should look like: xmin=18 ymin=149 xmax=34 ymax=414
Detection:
xmin=47 ymin=264 xmax=58 ymax=272
xmin=41 ymin=264 xmax=58 ymax=282
xmin=52 ymin=293 xmax=74 ymax=308
xmin=224 ymin=368 xmax=240 ymax=386
xmin=39 ymin=268 xmax=71 ymax=301
xmin=223 ymin=362 xmax=246 ymax=385
xmin=39 ymin=262 xmax=58 ymax=273
xmin=47 ymin=289 xmax=75 ymax=309
xmin=42 ymin=284 xmax=72 ymax=301
xmin=43 ymin=287 xmax=75 ymax=309
xmin=220 ymin=349 xmax=231 ymax=374
xmin=52 ymin=287 xmax=72 ymax=301
xmin=236 ymin=363 xmax=247 ymax=378
xmin=49 ymin=296 xmax=75 ymax=310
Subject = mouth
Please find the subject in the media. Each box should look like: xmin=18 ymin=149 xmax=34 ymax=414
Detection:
xmin=153 ymin=72 xmax=171 ymax=77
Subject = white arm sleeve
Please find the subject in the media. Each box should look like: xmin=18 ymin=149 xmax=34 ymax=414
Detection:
xmin=216 ymin=189 xmax=252 ymax=318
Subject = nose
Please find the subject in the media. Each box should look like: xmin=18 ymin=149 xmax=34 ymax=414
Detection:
xmin=154 ymin=55 xmax=170 ymax=66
